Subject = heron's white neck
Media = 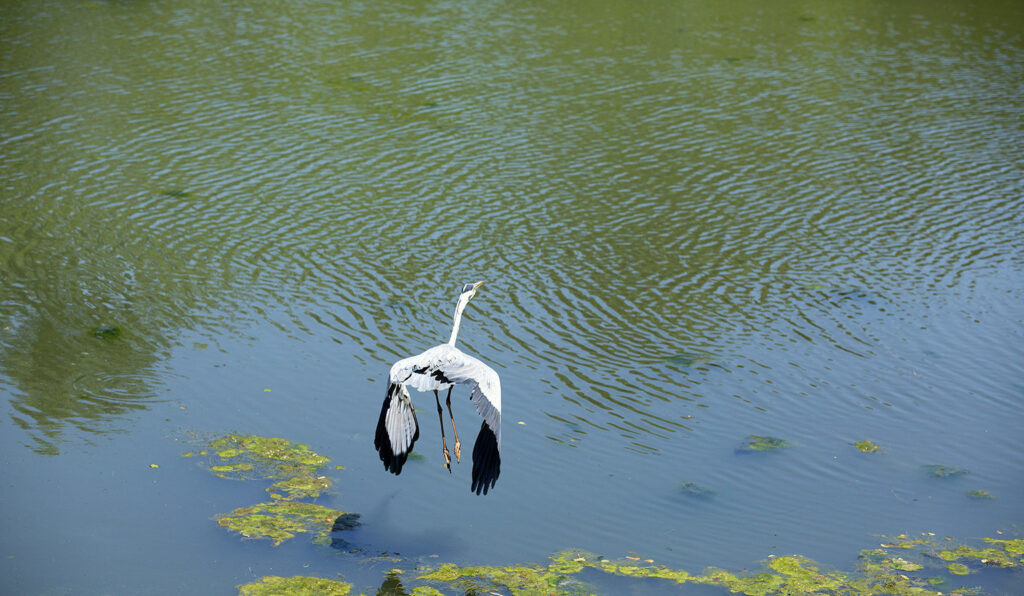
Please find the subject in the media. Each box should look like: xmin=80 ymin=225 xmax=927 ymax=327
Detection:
xmin=447 ymin=293 xmax=472 ymax=346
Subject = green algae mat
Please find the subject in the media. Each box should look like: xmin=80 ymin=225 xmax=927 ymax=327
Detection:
xmin=234 ymin=535 xmax=1023 ymax=595
xmin=185 ymin=434 xmax=348 ymax=546
xmin=183 ymin=434 xmax=1021 ymax=595
xmin=406 ymin=537 xmax=1024 ymax=596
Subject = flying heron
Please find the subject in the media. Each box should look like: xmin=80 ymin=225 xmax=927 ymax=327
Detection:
xmin=374 ymin=281 xmax=501 ymax=494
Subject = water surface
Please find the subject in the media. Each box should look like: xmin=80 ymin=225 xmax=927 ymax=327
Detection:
xmin=2 ymin=0 xmax=1023 ymax=594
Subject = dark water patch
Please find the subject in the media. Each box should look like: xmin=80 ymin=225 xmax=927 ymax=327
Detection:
xmin=736 ymin=435 xmax=789 ymax=453
xmin=90 ymin=323 xmax=122 ymax=340
xmin=662 ymin=351 xmax=718 ymax=368
xmin=923 ymin=464 xmax=969 ymax=479
xmin=677 ymin=481 xmax=715 ymax=500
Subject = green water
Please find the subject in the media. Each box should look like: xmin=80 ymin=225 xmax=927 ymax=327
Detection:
xmin=2 ymin=1 xmax=1023 ymax=594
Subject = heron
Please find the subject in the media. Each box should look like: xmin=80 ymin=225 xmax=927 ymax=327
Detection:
xmin=374 ymin=281 xmax=501 ymax=495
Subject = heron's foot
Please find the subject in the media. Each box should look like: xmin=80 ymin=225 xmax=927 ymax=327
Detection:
xmin=443 ymin=445 xmax=452 ymax=471
xmin=453 ymin=439 xmax=461 ymax=464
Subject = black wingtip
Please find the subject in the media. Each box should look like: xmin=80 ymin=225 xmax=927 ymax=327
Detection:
xmin=374 ymin=384 xmax=419 ymax=475
xmin=470 ymin=420 xmax=501 ymax=495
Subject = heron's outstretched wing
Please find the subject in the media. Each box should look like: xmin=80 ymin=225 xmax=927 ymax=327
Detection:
xmin=390 ymin=345 xmax=502 ymax=448
xmin=442 ymin=356 xmax=502 ymax=449
xmin=374 ymin=381 xmax=419 ymax=474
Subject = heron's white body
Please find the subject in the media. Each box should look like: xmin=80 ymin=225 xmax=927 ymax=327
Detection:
xmin=374 ymin=282 xmax=502 ymax=493
xmin=389 ymin=344 xmax=502 ymax=447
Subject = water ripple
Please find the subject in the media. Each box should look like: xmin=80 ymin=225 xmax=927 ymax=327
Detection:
xmin=3 ymin=0 xmax=1023 ymax=468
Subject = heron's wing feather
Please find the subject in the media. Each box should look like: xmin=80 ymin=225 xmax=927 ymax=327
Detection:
xmin=436 ymin=354 xmax=502 ymax=449
xmin=389 ymin=349 xmax=453 ymax=393
xmin=387 ymin=345 xmax=501 ymax=449
xmin=471 ymin=420 xmax=501 ymax=495
xmin=374 ymin=382 xmax=419 ymax=474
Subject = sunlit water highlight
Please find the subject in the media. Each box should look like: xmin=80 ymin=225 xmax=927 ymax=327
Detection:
xmin=2 ymin=0 xmax=1023 ymax=594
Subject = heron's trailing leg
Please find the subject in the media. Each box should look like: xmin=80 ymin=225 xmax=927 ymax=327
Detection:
xmin=434 ymin=390 xmax=452 ymax=471
xmin=445 ymin=387 xmax=462 ymax=463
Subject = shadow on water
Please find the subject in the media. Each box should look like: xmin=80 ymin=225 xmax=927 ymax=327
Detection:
xmin=375 ymin=571 xmax=409 ymax=596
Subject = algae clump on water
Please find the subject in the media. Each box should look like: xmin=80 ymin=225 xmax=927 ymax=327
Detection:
xmin=216 ymin=501 xmax=345 ymax=546
xmin=237 ymin=575 xmax=351 ymax=595
xmin=187 ymin=434 xmax=346 ymax=546
xmin=187 ymin=433 xmax=333 ymax=501
xmin=207 ymin=434 xmax=330 ymax=484
xmin=414 ymin=534 xmax=1024 ymax=596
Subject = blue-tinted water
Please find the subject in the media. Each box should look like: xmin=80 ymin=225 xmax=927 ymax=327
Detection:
xmin=2 ymin=0 xmax=1023 ymax=594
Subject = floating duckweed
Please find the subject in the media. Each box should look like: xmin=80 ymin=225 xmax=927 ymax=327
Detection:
xmin=216 ymin=501 xmax=344 ymax=546
xmin=878 ymin=534 xmax=933 ymax=549
xmin=416 ymin=536 xmax=1024 ymax=596
xmin=197 ymin=434 xmax=333 ymax=499
xmin=983 ymin=537 xmax=1024 ymax=555
xmin=268 ymin=475 xmax=332 ymax=500
xmin=208 ymin=434 xmax=330 ymax=479
xmin=418 ymin=558 xmax=593 ymax=595
xmin=854 ymin=440 xmax=880 ymax=453
xmin=418 ymin=563 xmax=462 ymax=582
xmin=273 ymin=532 xmax=1023 ymax=596
xmin=547 ymin=551 xmax=592 ymax=575
xmin=737 ymin=435 xmax=789 ymax=453
xmin=211 ymin=463 xmax=254 ymax=473
xmin=885 ymin=557 xmax=923 ymax=572
xmin=858 ymin=546 xmax=931 ymax=582
xmin=938 ymin=544 xmax=1018 ymax=567
xmin=700 ymin=568 xmax=785 ymax=595
xmin=91 ymin=324 xmax=122 ymax=340
xmin=237 ymin=575 xmax=351 ymax=595
xmin=967 ymin=489 xmax=994 ymax=499
xmin=602 ymin=560 xmax=691 ymax=583
xmin=200 ymin=434 xmax=352 ymax=548
xmin=947 ymin=562 xmax=970 ymax=575
xmin=923 ymin=464 xmax=969 ymax=478
xmin=767 ymin=555 xmax=847 ymax=592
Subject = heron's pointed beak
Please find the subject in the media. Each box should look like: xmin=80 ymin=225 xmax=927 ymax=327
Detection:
xmin=472 ymin=281 xmax=484 ymax=290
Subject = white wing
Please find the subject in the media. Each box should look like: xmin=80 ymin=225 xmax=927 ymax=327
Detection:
xmin=374 ymin=382 xmax=419 ymax=474
xmin=388 ymin=344 xmax=502 ymax=447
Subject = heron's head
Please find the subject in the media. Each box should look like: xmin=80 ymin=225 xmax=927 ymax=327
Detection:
xmin=460 ymin=281 xmax=485 ymax=298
